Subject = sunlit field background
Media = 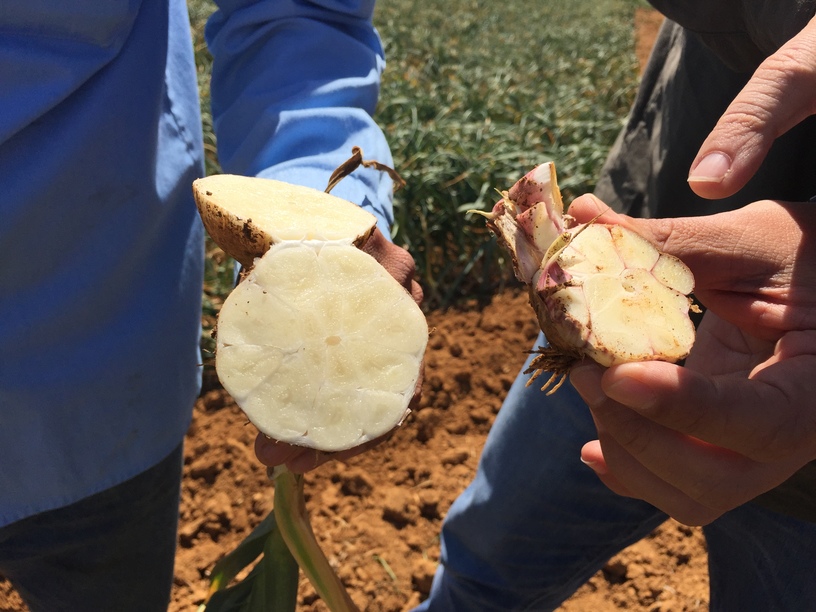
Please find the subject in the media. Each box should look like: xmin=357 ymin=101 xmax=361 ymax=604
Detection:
xmin=190 ymin=0 xmax=647 ymax=352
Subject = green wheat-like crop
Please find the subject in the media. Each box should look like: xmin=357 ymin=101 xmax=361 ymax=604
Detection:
xmin=190 ymin=0 xmax=646 ymax=327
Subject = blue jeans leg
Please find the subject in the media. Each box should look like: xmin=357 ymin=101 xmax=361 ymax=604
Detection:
xmin=416 ymin=338 xmax=666 ymax=611
xmin=0 ymin=443 xmax=184 ymax=612
xmin=704 ymin=503 xmax=816 ymax=610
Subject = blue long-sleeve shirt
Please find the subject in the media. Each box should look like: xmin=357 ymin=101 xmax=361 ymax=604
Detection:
xmin=0 ymin=0 xmax=393 ymax=527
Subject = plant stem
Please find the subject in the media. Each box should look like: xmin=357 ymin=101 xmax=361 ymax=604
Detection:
xmin=271 ymin=467 xmax=360 ymax=612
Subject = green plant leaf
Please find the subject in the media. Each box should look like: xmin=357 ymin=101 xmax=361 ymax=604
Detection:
xmin=207 ymin=510 xmax=276 ymax=594
xmin=246 ymin=517 xmax=299 ymax=611
xmin=201 ymin=509 xmax=299 ymax=612
xmin=199 ymin=565 xmax=259 ymax=611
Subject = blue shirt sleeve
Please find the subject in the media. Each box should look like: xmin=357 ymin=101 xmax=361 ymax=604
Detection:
xmin=205 ymin=0 xmax=395 ymax=237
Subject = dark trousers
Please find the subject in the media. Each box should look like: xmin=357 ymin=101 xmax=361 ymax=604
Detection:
xmin=0 ymin=443 xmax=183 ymax=612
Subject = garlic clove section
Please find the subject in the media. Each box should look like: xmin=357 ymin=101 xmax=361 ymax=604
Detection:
xmin=215 ymin=241 xmax=428 ymax=452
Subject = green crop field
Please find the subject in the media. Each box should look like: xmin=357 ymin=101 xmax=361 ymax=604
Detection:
xmin=192 ymin=0 xmax=648 ymax=350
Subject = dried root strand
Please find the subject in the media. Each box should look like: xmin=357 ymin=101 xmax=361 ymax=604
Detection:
xmin=325 ymin=146 xmax=406 ymax=194
xmin=534 ymin=370 xmax=569 ymax=395
xmin=523 ymin=346 xmax=582 ymax=395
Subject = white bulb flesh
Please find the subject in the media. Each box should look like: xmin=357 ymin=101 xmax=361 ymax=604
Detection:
xmin=534 ymin=222 xmax=696 ymax=367
xmin=485 ymin=162 xmax=696 ymax=379
xmin=193 ymin=175 xmax=377 ymax=268
xmin=215 ymin=241 xmax=428 ymax=452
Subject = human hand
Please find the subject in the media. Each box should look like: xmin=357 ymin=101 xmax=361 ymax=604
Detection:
xmin=566 ymin=195 xmax=816 ymax=525
xmin=687 ymin=15 xmax=816 ymax=199
xmin=254 ymin=228 xmax=424 ymax=473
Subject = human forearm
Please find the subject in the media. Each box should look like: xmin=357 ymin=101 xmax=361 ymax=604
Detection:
xmin=206 ymin=0 xmax=395 ymax=234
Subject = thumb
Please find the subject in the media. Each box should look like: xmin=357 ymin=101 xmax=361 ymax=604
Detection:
xmin=687 ymin=16 xmax=816 ymax=199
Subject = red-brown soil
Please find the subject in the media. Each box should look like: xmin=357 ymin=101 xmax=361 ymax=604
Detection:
xmin=1 ymin=9 xmax=710 ymax=612
xmin=635 ymin=7 xmax=665 ymax=75
xmin=0 ymin=288 xmax=708 ymax=612
xmin=168 ymin=289 xmax=708 ymax=612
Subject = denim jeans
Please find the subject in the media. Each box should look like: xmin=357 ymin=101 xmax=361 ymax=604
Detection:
xmin=0 ymin=443 xmax=183 ymax=612
xmin=416 ymin=337 xmax=816 ymax=611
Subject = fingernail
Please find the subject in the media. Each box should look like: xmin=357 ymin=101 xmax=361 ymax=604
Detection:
xmin=256 ymin=436 xmax=273 ymax=453
xmin=688 ymin=152 xmax=731 ymax=183
xmin=579 ymin=194 xmax=606 ymax=215
xmin=254 ymin=435 xmax=294 ymax=466
xmin=580 ymin=457 xmax=607 ymax=475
